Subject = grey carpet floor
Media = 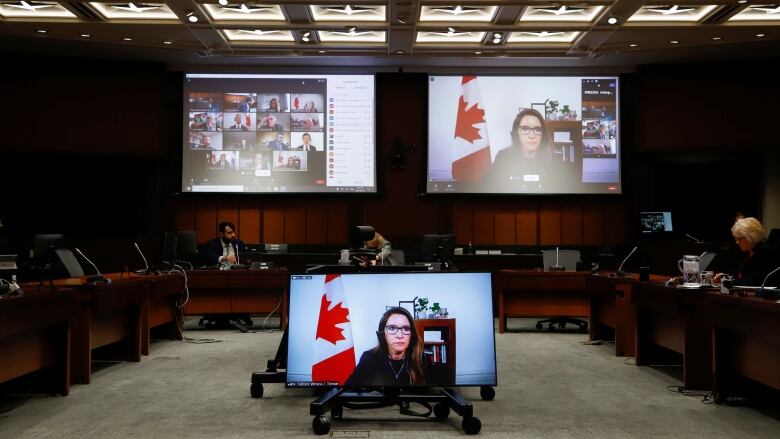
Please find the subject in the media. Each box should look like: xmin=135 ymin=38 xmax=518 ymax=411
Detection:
xmin=1 ymin=317 xmax=778 ymax=438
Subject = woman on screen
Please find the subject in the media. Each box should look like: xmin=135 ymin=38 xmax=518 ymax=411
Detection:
xmin=344 ymin=307 xmax=427 ymax=387
xmin=714 ymin=217 xmax=778 ymax=286
xmin=483 ymin=108 xmax=551 ymax=192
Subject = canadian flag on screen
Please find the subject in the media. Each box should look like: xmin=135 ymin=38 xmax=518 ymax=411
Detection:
xmin=293 ymin=95 xmax=300 ymax=110
xmin=451 ymin=76 xmax=491 ymax=181
xmin=311 ymin=274 xmax=355 ymax=385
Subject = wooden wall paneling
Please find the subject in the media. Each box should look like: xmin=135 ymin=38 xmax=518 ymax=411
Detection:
xmin=539 ymin=200 xmax=562 ymax=245
xmin=284 ymin=202 xmax=307 ymax=244
xmin=583 ymin=201 xmax=606 ymax=245
xmin=238 ymin=199 xmax=262 ymax=244
xmin=305 ymin=200 xmax=328 ymax=245
xmin=326 ymin=201 xmax=349 ymax=245
xmin=494 ymin=207 xmax=516 ymax=245
xmin=451 ymin=202 xmax=473 ymax=245
xmin=263 ymin=204 xmax=286 ymax=244
xmin=172 ymin=198 xmax=197 ymax=232
xmin=515 ymin=200 xmax=539 ymax=245
xmin=195 ymin=200 xmax=218 ymax=243
xmin=472 ymin=204 xmax=495 ymax=245
xmin=602 ymin=200 xmax=628 ymax=246
xmin=561 ymin=203 xmax=584 ymax=245
xmin=217 ymin=203 xmax=239 ymax=232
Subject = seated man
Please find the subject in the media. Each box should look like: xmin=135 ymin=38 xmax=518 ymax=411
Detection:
xmin=202 ymin=221 xmax=247 ymax=266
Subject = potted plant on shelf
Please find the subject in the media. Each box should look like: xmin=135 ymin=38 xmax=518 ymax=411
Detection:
xmin=545 ymin=99 xmax=559 ymax=120
xmin=413 ymin=296 xmax=429 ymax=319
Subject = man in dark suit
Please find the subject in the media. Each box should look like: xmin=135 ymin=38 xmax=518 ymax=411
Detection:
xmin=229 ymin=113 xmax=249 ymax=131
xmin=267 ymin=132 xmax=289 ymax=151
xmin=292 ymin=132 xmax=317 ymax=151
xmin=202 ymin=221 xmax=247 ymax=266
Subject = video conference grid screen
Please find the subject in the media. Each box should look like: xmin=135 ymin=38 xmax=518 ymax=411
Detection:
xmin=428 ymin=75 xmax=622 ymax=194
xmin=640 ymin=211 xmax=673 ymax=233
xmin=182 ymin=74 xmax=376 ymax=193
xmin=287 ymin=273 xmax=497 ymax=388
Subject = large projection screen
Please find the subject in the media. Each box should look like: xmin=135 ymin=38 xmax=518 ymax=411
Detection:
xmin=182 ymin=73 xmax=376 ymax=193
xmin=428 ymin=75 xmax=621 ymax=194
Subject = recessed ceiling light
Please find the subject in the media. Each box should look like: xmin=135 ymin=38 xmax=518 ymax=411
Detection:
xmin=80 ymin=33 xmax=91 ymax=38
xmin=737 ymin=0 xmax=747 ymax=3
xmin=37 ymin=29 xmax=47 ymax=34
xmin=670 ymin=40 xmax=679 ymax=44
xmin=318 ymin=50 xmax=326 ymax=54
xmin=396 ymin=50 xmax=404 ymax=54
xmin=756 ymin=33 xmax=766 ymax=38
xmin=492 ymin=38 xmax=501 ymax=44
xmin=218 ymin=0 xmax=228 ymax=5
xmin=123 ymin=37 xmax=132 ymax=41
xmin=163 ymin=41 xmax=173 ymax=45
xmin=493 ymin=33 xmax=501 ymax=39
xmin=188 ymin=15 xmax=198 ymax=23
xmin=474 ymin=51 xmax=482 ymax=55
xmin=629 ymin=43 xmax=638 ymax=47
xmin=712 ymin=36 xmax=722 ymax=41
xmin=302 ymin=37 xmax=310 ymax=42
xmin=607 ymin=17 xmax=618 ymax=25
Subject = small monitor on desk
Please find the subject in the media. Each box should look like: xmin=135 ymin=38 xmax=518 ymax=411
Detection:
xmin=162 ymin=231 xmax=198 ymax=266
xmin=265 ymin=243 xmax=288 ymax=254
xmin=32 ymin=234 xmax=64 ymax=259
xmin=421 ymin=234 xmax=456 ymax=263
xmin=639 ymin=212 xmax=673 ymax=234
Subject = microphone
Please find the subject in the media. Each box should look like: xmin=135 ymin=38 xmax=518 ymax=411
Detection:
xmin=756 ymin=265 xmax=780 ymax=299
xmin=74 ymin=248 xmax=111 ymax=284
xmin=549 ymin=246 xmax=565 ymax=271
xmin=234 ymin=241 xmax=240 ymax=266
xmin=133 ymin=242 xmax=157 ymax=275
xmin=685 ymin=233 xmax=702 ymax=243
xmin=615 ymin=246 xmax=639 ymax=277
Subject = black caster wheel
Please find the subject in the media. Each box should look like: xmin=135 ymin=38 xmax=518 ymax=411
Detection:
xmin=548 ymin=324 xmax=556 ymax=332
xmin=250 ymin=383 xmax=263 ymax=398
xmin=535 ymin=323 xmax=543 ymax=330
xmin=331 ymin=405 xmax=343 ymax=419
xmin=313 ymin=416 xmax=330 ymax=435
xmin=205 ymin=322 xmax=216 ymax=329
xmin=433 ymin=402 xmax=450 ymax=420
xmin=581 ymin=323 xmax=589 ymax=331
xmin=245 ymin=319 xmax=254 ymax=326
xmin=462 ymin=416 xmax=482 ymax=434
xmin=198 ymin=318 xmax=206 ymax=327
xmin=558 ymin=322 xmax=566 ymax=329
xmin=480 ymin=386 xmax=495 ymax=401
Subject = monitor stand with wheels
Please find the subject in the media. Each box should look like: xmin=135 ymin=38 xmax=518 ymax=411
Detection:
xmin=309 ymin=386 xmax=484 ymax=435
xmin=249 ymin=327 xmax=288 ymax=399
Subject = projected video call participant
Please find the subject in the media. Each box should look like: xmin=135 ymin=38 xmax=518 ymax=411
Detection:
xmin=293 ymin=133 xmax=316 ymax=151
xmin=260 ymin=114 xmax=284 ymax=132
xmin=303 ymin=100 xmax=317 ymax=112
xmin=714 ymin=217 xmax=778 ymax=286
xmin=229 ymin=113 xmax=250 ymax=131
xmin=484 ymin=108 xmax=550 ymax=191
xmin=214 ymin=153 xmax=233 ymax=169
xmin=253 ymin=152 xmax=270 ymax=170
xmin=267 ymin=132 xmax=289 ymax=151
xmin=203 ymin=221 xmax=247 ymax=266
xmin=344 ymin=307 xmax=431 ymax=387
xmin=267 ymin=98 xmax=280 ymax=112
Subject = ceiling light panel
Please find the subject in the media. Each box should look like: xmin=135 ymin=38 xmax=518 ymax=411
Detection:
xmin=419 ymin=5 xmax=498 ymax=22
xmin=317 ymin=29 xmax=386 ymax=42
xmin=627 ymin=5 xmax=718 ymax=22
xmin=90 ymin=2 xmax=178 ymax=20
xmin=519 ymin=5 xmax=604 ymax=22
xmin=0 ymin=1 xmax=76 ymax=18
xmin=416 ymin=30 xmax=486 ymax=43
xmin=223 ymin=29 xmax=295 ymax=41
xmin=507 ymin=31 xmax=580 ymax=43
xmin=203 ymin=3 xmax=285 ymax=21
xmin=728 ymin=4 xmax=780 ymax=21
xmin=310 ymin=5 xmax=386 ymax=22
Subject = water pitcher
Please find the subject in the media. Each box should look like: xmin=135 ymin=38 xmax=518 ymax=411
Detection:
xmin=677 ymin=254 xmax=701 ymax=287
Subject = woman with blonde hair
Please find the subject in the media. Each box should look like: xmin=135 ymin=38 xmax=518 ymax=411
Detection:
xmin=715 ymin=217 xmax=778 ymax=286
xmin=363 ymin=231 xmax=394 ymax=265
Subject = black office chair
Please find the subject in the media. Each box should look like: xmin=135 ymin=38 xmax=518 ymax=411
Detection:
xmin=536 ymin=250 xmax=588 ymax=332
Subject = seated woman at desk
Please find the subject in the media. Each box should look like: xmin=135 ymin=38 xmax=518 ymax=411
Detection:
xmin=714 ymin=217 xmax=778 ymax=286
xmin=362 ymin=231 xmax=394 ymax=265
xmin=344 ymin=307 xmax=430 ymax=387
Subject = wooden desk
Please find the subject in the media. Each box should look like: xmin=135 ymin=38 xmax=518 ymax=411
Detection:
xmin=589 ymin=274 xmax=637 ymax=357
xmin=632 ymin=281 xmax=713 ymax=390
xmin=707 ymin=291 xmax=780 ymax=400
xmin=496 ymin=270 xmax=591 ymax=333
xmin=185 ymin=269 xmax=289 ymax=329
xmin=0 ymin=287 xmax=78 ymax=395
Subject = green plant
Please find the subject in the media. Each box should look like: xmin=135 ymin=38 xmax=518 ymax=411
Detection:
xmin=545 ymin=99 xmax=559 ymax=115
xmin=431 ymin=302 xmax=441 ymax=316
xmin=413 ymin=297 xmax=429 ymax=314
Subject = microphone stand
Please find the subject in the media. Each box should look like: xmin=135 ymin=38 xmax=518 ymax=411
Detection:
xmin=74 ymin=248 xmax=111 ymax=284
xmin=756 ymin=266 xmax=780 ymax=299
xmin=134 ymin=242 xmax=158 ymax=275
xmin=549 ymin=247 xmax=565 ymax=271
xmin=614 ymin=246 xmax=639 ymax=277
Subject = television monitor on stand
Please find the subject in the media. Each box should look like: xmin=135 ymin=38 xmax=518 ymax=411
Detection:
xmin=639 ymin=212 xmax=673 ymax=236
xmin=32 ymin=234 xmax=65 ymax=261
xmin=421 ymin=234 xmax=456 ymax=266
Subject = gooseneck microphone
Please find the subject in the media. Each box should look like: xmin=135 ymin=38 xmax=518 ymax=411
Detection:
xmin=549 ymin=247 xmax=565 ymax=271
xmin=616 ymin=246 xmax=639 ymax=276
xmin=685 ymin=233 xmax=703 ymax=243
xmin=133 ymin=242 xmax=156 ymax=275
xmin=74 ymin=248 xmax=111 ymax=284
xmin=756 ymin=265 xmax=780 ymax=299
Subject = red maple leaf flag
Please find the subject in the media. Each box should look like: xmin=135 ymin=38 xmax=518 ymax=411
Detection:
xmin=311 ymin=274 xmax=355 ymax=385
xmin=293 ymin=95 xmax=300 ymax=110
xmin=451 ymin=76 xmax=491 ymax=182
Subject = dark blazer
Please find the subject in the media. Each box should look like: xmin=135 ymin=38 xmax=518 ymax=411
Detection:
xmin=202 ymin=238 xmax=247 ymax=265
xmin=483 ymin=146 xmax=549 ymax=193
xmin=736 ymin=241 xmax=779 ymax=286
xmin=343 ymin=347 xmax=443 ymax=387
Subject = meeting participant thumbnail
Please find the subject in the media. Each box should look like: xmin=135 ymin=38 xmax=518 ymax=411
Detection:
xmin=189 ymin=112 xmax=222 ymax=132
xmin=258 ymin=131 xmax=290 ymax=151
xmin=273 ymin=151 xmax=307 ymax=171
xmin=208 ymin=151 xmax=239 ymax=170
xmin=291 ymin=113 xmax=324 ymax=132
xmin=224 ymin=93 xmax=257 ymax=113
xmin=188 ymin=92 xmax=222 ymax=112
xmin=259 ymin=94 xmax=290 ymax=113
xmin=291 ymin=94 xmax=324 ymax=113
xmin=258 ymin=113 xmax=291 ymax=132
xmin=582 ymin=138 xmax=614 ymax=157
xmin=582 ymin=118 xmax=616 ymax=140
xmin=291 ymin=132 xmax=323 ymax=152
xmin=224 ymin=112 xmax=255 ymax=132
xmin=189 ymin=131 xmax=222 ymax=150
xmin=223 ymin=131 xmax=256 ymax=151
xmin=239 ymin=151 xmax=272 ymax=177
